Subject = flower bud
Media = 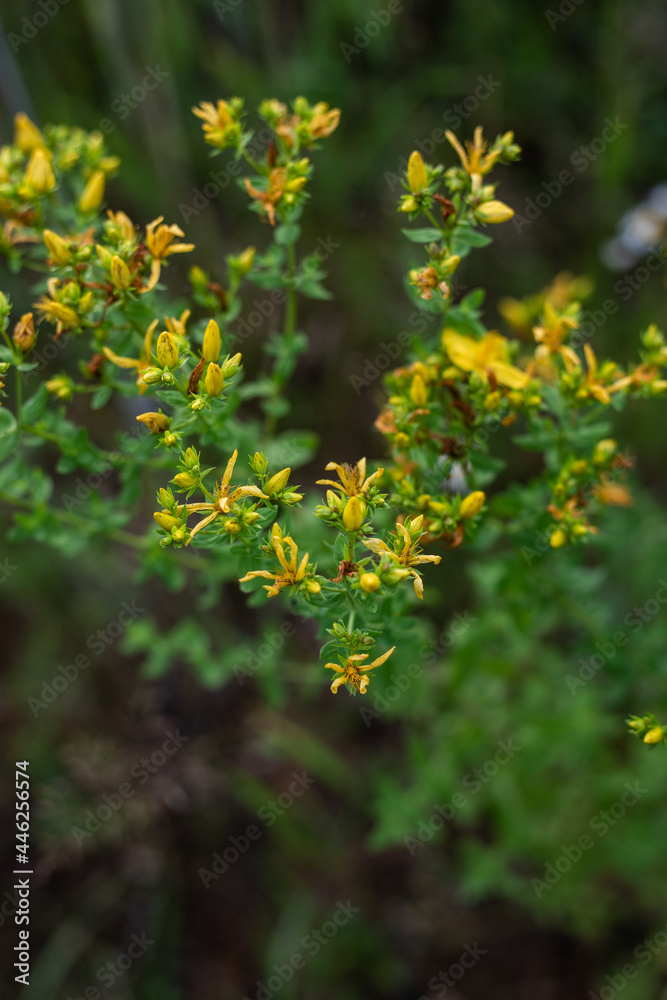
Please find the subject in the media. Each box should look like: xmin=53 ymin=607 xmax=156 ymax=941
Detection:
xmin=136 ymin=411 xmax=170 ymax=433
xmin=173 ymin=472 xmax=197 ymax=489
xmin=304 ymin=578 xmax=321 ymax=594
xmin=14 ymin=112 xmax=44 ymax=152
xmin=343 ymin=496 xmax=365 ymax=531
xmin=400 ymin=196 xmax=418 ymax=213
xmin=266 ymin=467 xmax=291 ymax=494
xmin=407 ymin=151 xmax=428 ymax=194
xmin=359 ymin=572 xmax=381 ymax=593
xmin=202 ymin=318 xmax=221 ymax=362
xmin=25 ymin=147 xmax=55 ymax=193
xmin=326 ymin=490 xmax=342 ymax=511
xmin=409 ymin=373 xmax=427 ymax=406
xmin=243 ymin=511 xmax=260 ymax=525
xmin=459 ymin=490 xmax=486 ymax=520
xmin=475 ymin=200 xmax=514 ymax=224
xmin=157 ymin=488 xmax=175 ymax=508
xmin=550 ymin=527 xmax=567 ymax=548
xmin=110 ymin=254 xmax=131 ymax=290
xmin=592 ymin=438 xmax=617 ymax=466
xmin=13 ymin=312 xmax=35 ymax=352
xmin=251 ymin=452 xmax=268 ymax=474
xmin=79 ymin=169 xmax=106 ymax=213
xmin=141 ymin=367 xmax=162 ymax=385
xmin=45 ymin=375 xmax=73 ymax=399
xmin=237 ymin=246 xmax=256 ymax=274
xmin=189 ymin=265 xmax=209 ymax=292
xmin=223 ymin=518 xmax=241 ymax=534
xmin=221 ymin=352 xmax=242 ymax=378
xmin=154 ymin=510 xmax=180 ymax=530
xmin=270 ymin=523 xmax=283 ymax=549
xmin=406 ymin=514 xmax=424 ymax=534
xmin=644 ymin=726 xmax=665 ymax=745
xmin=281 ymin=492 xmax=303 ymax=503
xmin=156 ymin=331 xmax=179 ymax=368
xmin=184 ymin=447 xmax=199 ymax=470
xmin=204 ymin=362 xmax=225 ymax=396
xmin=43 ymin=230 xmax=70 ymax=266
xmin=441 ymin=254 xmax=461 ymax=275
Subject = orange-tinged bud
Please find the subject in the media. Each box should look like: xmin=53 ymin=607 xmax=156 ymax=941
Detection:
xmin=43 ymin=230 xmax=70 ymax=266
xmin=156 ymin=331 xmax=179 ymax=368
xmin=459 ymin=490 xmax=486 ymax=520
xmin=407 ymin=150 xmax=428 ymax=194
xmin=204 ymin=362 xmax=224 ymax=396
xmin=202 ymin=319 xmax=221 ymax=362
xmin=25 ymin=147 xmax=55 ymax=193
xmin=154 ymin=510 xmax=180 ymax=530
xmin=476 ymin=200 xmax=514 ymax=223
xmin=14 ymin=112 xmax=44 ymax=152
xmin=110 ymin=255 xmax=131 ymax=290
xmin=136 ymin=411 xmax=170 ymax=433
xmin=78 ymin=169 xmax=106 ymax=213
xmin=343 ymin=496 xmax=365 ymax=531
xmin=360 ymin=572 xmax=381 ymax=593
xmin=266 ymin=467 xmax=291 ymax=494
xmin=13 ymin=312 xmax=35 ymax=352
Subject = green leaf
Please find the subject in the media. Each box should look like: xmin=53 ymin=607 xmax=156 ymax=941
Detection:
xmin=451 ymin=224 xmax=492 ymax=256
xmin=91 ymin=384 xmax=113 ymax=410
xmin=0 ymin=409 xmax=19 ymax=462
xmin=275 ymin=223 xmax=301 ymax=246
xmin=22 ymin=384 xmax=49 ymax=424
xmin=296 ymin=276 xmax=332 ymax=300
xmin=401 ymin=227 xmax=443 ymax=243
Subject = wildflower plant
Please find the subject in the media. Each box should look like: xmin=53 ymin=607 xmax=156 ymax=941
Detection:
xmin=0 ymin=100 xmax=666 ymax=727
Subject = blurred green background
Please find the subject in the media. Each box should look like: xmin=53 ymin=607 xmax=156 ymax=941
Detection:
xmin=2 ymin=1 xmax=667 ymax=998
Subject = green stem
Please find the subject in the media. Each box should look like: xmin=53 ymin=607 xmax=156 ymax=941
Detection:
xmin=241 ymin=148 xmax=267 ymax=175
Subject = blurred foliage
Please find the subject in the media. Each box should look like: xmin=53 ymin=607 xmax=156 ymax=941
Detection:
xmin=1 ymin=1 xmax=667 ymax=999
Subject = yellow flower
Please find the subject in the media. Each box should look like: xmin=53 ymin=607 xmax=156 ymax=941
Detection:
xmin=307 ymin=103 xmax=340 ymax=140
xmin=325 ymin=647 xmax=395 ymax=694
xmin=475 ymin=200 xmax=514 ymax=223
xmin=363 ymin=521 xmax=441 ymax=599
xmin=533 ymin=302 xmax=580 ymax=366
xmin=103 ymin=318 xmax=158 ymax=393
xmin=239 ymin=534 xmax=310 ymax=597
xmin=407 ymin=151 xmax=428 ymax=194
xmin=106 ymin=209 xmax=136 ymax=242
xmin=79 ymin=170 xmax=106 ymax=213
xmin=35 ymin=291 xmax=79 ymax=332
xmin=192 ymin=100 xmax=239 ymax=148
xmin=185 ymin=449 xmax=267 ymax=544
xmin=14 ymin=112 xmax=44 ymax=153
xmin=569 ymin=344 xmax=625 ymax=405
xmin=445 ymin=126 xmax=503 ymax=186
xmin=317 ymin=457 xmax=383 ymax=498
xmin=24 ymin=147 xmax=55 ymax=193
xmin=164 ymin=309 xmax=191 ymax=342
xmin=141 ymin=216 xmax=195 ymax=293
xmin=442 ymin=328 xmax=529 ymax=389
xmin=459 ymin=490 xmax=486 ymax=519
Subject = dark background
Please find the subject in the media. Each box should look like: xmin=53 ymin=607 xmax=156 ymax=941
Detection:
xmin=1 ymin=1 xmax=667 ymax=998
